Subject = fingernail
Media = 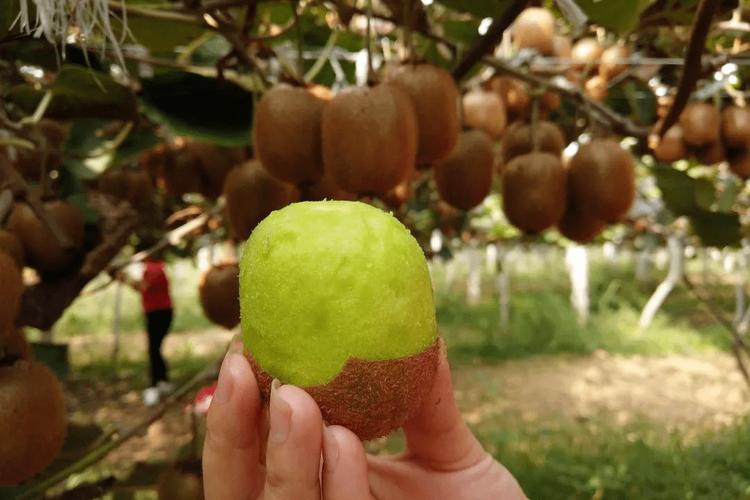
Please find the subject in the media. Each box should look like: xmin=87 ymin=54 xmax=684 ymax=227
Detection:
xmin=323 ymin=426 xmax=339 ymax=471
xmin=213 ymin=354 xmax=240 ymax=405
xmin=269 ymin=379 xmax=292 ymax=444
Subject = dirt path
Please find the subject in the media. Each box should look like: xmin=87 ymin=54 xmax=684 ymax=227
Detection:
xmin=62 ymin=330 xmax=750 ymax=470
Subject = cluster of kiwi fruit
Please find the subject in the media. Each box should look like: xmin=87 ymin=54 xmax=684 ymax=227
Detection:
xmin=654 ymin=103 xmax=750 ymax=178
xmin=3 ymin=119 xmax=68 ymax=181
xmin=511 ymin=7 xmax=630 ymax=103
xmin=0 ymin=245 xmax=67 ymax=485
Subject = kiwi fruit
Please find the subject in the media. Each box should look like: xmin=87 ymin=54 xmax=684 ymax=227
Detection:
xmin=240 ymin=201 xmax=439 ymax=440
xmin=540 ymin=90 xmax=562 ymax=115
xmin=322 ymin=84 xmax=418 ymax=195
xmin=157 ymin=462 xmax=204 ymax=500
xmin=253 ymin=83 xmax=330 ymax=185
xmin=680 ymin=103 xmax=721 ymax=147
xmin=501 ymin=120 xmax=566 ymax=163
xmin=385 ymin=63 xmax=460 ymax=164
xmin=721 ymin=106 xmax=750 ymax=149
xmin=553 ymin=35 xmax=572 ymax=59
xmin=462 ymin=88 xmax=507 ymax=139
xmin=199 ymin=263 xmax=240 ymax=330
xmin=511 ymin=7 xmax=556 ymax=55
xmin=571 ymin=37 xmax=604 ymax=70
xmin=568 ymin=139 xmax=635 ymax=222
xmin=584 ymin=75 xmax=608 ymax=102
xmin=0 ymin=360 xmax=67 ymax=485
xmin=501 ymin=152 xmax=567 ymax=233
xmin=599 ymin=44 xmax=630 ymax=80
xmin=729 ymin=149 xmax=750 ymax=179
xmin=485 ymin=76 xmax=530 ymax=117
xmin=98 ymin=169 xmax=154 ymax=211
xmin=164 ymin=144 xmax=204 ymax=197
xmin=557 ymin=204 xmax=606 ymax=243
xmin=0 ymin=230 xmax=25 ymax=268
xmin=189 ymin=141 xmax=246 ymax=199
xmin=13 ymin=119 xmax=67 ymax=180
xmin=433 ymin=130 xmax=495 ymax=211
xmin=2 ymin=329 xmax=32 ymax=360
xmin=694 ymin=140 xmax=726 ymax=165
xmin=7 ymin=201 xmax=85 ymax=273
xmin=653 ymin=124 xmax=688 ymax=163
xmin=0 ymin=252 xmax=22 ymax=331
xmin=223 ymin=160 xmax=299 ymax=241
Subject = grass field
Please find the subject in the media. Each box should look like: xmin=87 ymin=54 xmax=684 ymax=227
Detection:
xmin=25 ymin=246 xmax=750 ymax=499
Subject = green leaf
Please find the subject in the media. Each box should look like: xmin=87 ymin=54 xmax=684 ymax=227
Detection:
xmin=0 ymin=0 xmax=19 ymax=39
xmin=574 ymin=0 xmax=651 ymax=33
xmin=653 ymin=167 xmax=700 ymax=216
xmin=436 ymin=0 xmax=512 ymax=18
xmin=111 ymin=127 xmax=160 ymax=166
xmin=140 ymin=71 xmax=253 ymax=146
xmin=689 ymin=211 xmax=742 ymax=248
xmin=716 ymin=178 xmax=741 ymax=213
xmin=116 ymin=16 xmax=207 ymax=54
xmin=694 ymin=178 xmax=715 ymax=211
xmin=6 ymin=66 xmax=137 ymax=120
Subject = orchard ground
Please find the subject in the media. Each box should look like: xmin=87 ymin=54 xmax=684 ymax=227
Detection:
xmin=23 ymin=247 xmax=750 ymax=499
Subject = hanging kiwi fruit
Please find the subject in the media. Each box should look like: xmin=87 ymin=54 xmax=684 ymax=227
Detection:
xmin=679 ymin=103 xmax=721 ymax=147
xmin=721 ymin=106 xmax=750 ymax=149
xmin=0 ymin=230 xmax=25 ymax=269
xmin=501 ymin=120 xmax=566 ymax=163
xmin=462 ymin=88 xmax=507 ymax=139
xmin=511 ymin=7 xmax=556 ymax=55
xmin=433 ymin=130 xmax=495 ymax=211
xmin=557 ymin=203 xmax=607 ymax=243
xmin=322 ymin=84 xmax=418 ymax=195
xmin=0 ymin=251 xmax=22 ymax=332
xmin=599 ymin=44 xmax=630 ymax=81
xmin=199 ymin=262 xmax=240 ymax=330
xmin=653 ymin=124 xmax=688 ymax=163
xmin=571 ymin=37 xmax=604 ymax=71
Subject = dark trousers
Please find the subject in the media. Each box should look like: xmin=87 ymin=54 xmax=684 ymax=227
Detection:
xmin=146 ymin=308 xmax=173 ymax=386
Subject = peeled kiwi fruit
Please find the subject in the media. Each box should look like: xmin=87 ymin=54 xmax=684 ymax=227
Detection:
xmin=433 ymin=129 xmax=495 ymax=211
xmin=8 ymin=201 xmax=85 ymax=273
xmin=385 ymin=63 xmax=460 ymax=164
xmin=157 ymin=461 xmax=204 ymax=500
xmin=599 ymin=44 xmax=630 ymax=80
xmin=557 ymin=204 xmax=606 ymax=243
xmin=653 ymin=124 xmax=688 ymax=163
xmin=568 ymin=139 xmax=635 ymax=222
xmin=571 ymin=37 xmax=604 ymax=70
xmin=0 ymin=360 xmax=67 ymax=485
xmin=253 ymin=83 xmax=330 ymax=185
xmin=485 ymin=76 xmax=529 ymax=116
xmin=0 ymin=230 xmax=25 ymax=268
xmin=501 ymin=120 xmax=566 ymax=163
xmin=0 ymin=252 xmax=22 ymax=331
xmin=501 ymin=152 xmax=567 ymax=233
xmin=223 ymin=160 xmax=299 ymax=241
xmin=680 ymin=103 xmax=721 ymax=147
xmin=584 ymin=75 xmax=608 ymax=102
xmin=511 ymin=7 xmax=556 ymax=55
xmin=462 ymin=88 xmax=507 ymax=139
xmin=240 ymin=201 xmax=439 ymax=440
xmin=721 ymin=106 xmax=750 ymax=149
xmin=199 ymin=263 xmax=240 ymax=330
xmin=322 ymin=84 xmax=418 ymax=195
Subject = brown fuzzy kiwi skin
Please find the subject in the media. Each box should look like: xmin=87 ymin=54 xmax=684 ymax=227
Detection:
xmin=584 ymin=75 xmax=608 ymax=102
xmin=0 ymin=252 xmax=22 ymax=331
xmin=571 ymin=37 xmax=604 ymax=70
xmin=568 ymin=139 xmax=635 ymax=222
xmin=385 ymin=63 xmax=460 ymax=164
xmin=0 ymin=230 xmax=25 ymax=268
xmin=98 ymin=169 xmax=155 ymax=211
xmin=729 ymin=149 xmax=750 ymax=179
xmin=553 ymin=35 xmax=572 ymax=59
xmin=653 ymin=125 xmax=688 ymax=163
xmin=502 ymin=152 xmax=567 ymax=233
xmin=599 ymin=45 xmax=630 ymax=80
xmin=322 ymin=84 xmax=418 ymax=196
xmin=13 ymin=119 xmax=67 ymax=179
xmin=189 ymin=142 xmax=246 ymax=199
xmin=680 ymin=103 xmax=721 ymax=147
xmin=157 ymin=462 xmax=204 ymax=500
xmin=380 ymin=177 xmax=413 ymax=209
xmin=253 ymin=84 xmax=329 ymax=185
xmin=485 ymin=76 xmax=530 ymax=117
xmin=0 ymin=360 xmax=67 ymax=486
xmin=511 ymin=7 xmax=556 ymax=55
xmin=557 ymin=204 xmax=606 ymax=243
xmin=223 ymin=160 xmax=299 ymax=241
xmin=248 ymin=339 xmax=439 ymax=441
xmin=433 ymin=130 xmax=495 ymax=211
xmin=462 ymin=88 xmax=507 ymax=139
xmin=2 ymin=329 xmax=32 ymax=360
xmin=7 ymin=201 xmax=85 ymax=273
xmin=163 ymin=144 xmax=204 ymax=197
xmin=501 ymin=121 xmax=566 ymax=163
xmin=693 ymin=140 xmax=726 ymax=165
xmin=721 ymin=106 xmax=750 ymax=149
xmin=199 ymin=263 xmax=240 ymax=330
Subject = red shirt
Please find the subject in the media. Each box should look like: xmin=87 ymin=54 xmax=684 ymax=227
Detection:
xmin=141 ymin=260 xmax=173 ymax=313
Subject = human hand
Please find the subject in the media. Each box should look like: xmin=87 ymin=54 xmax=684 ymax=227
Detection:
xmin=202 ymin=341 xmax=527 ymax=499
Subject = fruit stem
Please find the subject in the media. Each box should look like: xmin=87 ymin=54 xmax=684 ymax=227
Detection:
xmin=365 ymin=0 xmax=375 ymax=84
xmin=293 ymin=0 xmax=304 ymax=83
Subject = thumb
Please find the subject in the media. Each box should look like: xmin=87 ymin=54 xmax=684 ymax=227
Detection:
xmin=403 ymin=339 xmax=486 ymax=471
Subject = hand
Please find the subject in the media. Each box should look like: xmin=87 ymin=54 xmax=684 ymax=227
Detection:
xmin=202 ymin=341 xmax=527 ymax=500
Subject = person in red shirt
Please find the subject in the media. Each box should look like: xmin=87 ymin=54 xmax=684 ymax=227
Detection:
xmin=140 ymin=258 xmax=174 ymax=392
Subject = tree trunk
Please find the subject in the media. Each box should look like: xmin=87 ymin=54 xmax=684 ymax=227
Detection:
xmin=639 ymin=235 xmax=684 ymax=329
xmin=565 ymin=244 xmax=590 ymax=325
